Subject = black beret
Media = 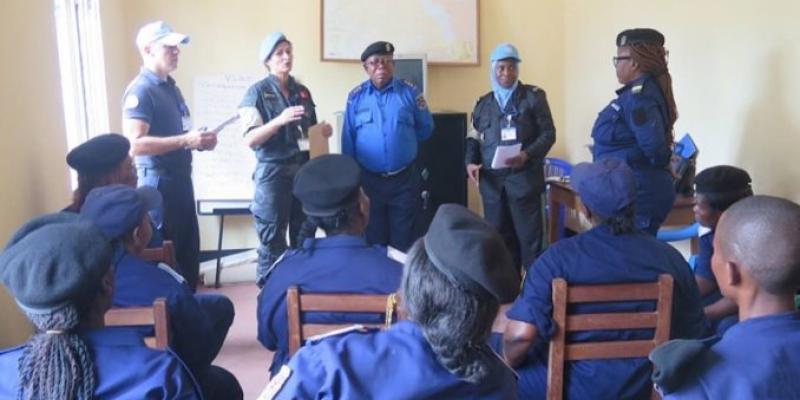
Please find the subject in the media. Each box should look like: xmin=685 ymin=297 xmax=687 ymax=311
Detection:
xmin=361 ymin=41 xmax=394 ymax=62
xmin=293 ymin=154 xmax=361 ymax=217
xmin=424 ymin=204 xmax=520 ymax=302
xmin=0 ymin=213 xmax=113 ymax=312
xmin=617 ymin=28 xmax=665 ymax=47
xmin=66 ymin=133 xmax=130 ymax=175
xmin=695 ymin=165 xmax=752 ymax=196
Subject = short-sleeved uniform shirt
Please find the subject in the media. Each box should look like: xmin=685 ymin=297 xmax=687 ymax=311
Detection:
xmin=123 ymin=67 xmax=192 ymax=175
xmin=507 ymin=225 xmax=707 ymax=399
xmin=342 ymin=78 xmax=434 ymax=173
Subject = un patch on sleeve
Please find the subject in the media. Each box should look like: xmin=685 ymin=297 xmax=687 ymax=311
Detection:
xmin=123 ymin=94 xmax=139 ymax=110
xmin=633 ymin=107 xmax=648 ymax=126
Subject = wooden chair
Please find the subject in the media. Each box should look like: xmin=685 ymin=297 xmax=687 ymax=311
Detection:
xmin=286 ymin=286 xmax=399 ymax=356
xmin=547 ymin=275 xmax=674 ymax=400
xmin=141 ymin=240 xmax=177 ymax=268
xmin=105 ymin=297 xmax=171 ymax=350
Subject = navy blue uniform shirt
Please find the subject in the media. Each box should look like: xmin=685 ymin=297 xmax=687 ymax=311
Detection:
xmin=256 ymin=234 xmax=403 ymax=376
xmin=123 ymin=67 xmax=192 ymax=175
xmin=271 ymin=321 xmax=518 ymax=399
xmin=0 ymin=328 xmax=202 ymax=399
xmin=665 ymin=311 xmax=800 ymax=399
xmin=694 ymin=231 xmax=738 ymax=334
xmin=342 ymin=78 xmax=434 ymax=173
xmin=507 ymin=225 xmax=707 ymax=399
xmin=590 ymin=73 xmax=676 ymax=234
xmin=113 ymin=250 xmax=230 ymax=374
xmin=238 ymin=75 xmax=318 ymax=162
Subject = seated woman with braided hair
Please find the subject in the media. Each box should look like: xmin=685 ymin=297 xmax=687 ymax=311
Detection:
xmin=0 ymin=213 xmax=201 ymax=399
xmin=264 ymin=204 xmax=521 ymax=399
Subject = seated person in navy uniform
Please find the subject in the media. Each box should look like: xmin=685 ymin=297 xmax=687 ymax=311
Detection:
xmin=651 ymin=195 xmax=800 ymax=399
xmin=64 ymin=133 xmax=164 ymax=246
xmin=79 ymin=184 xmax=242 ymax=400
xmin=64 ymin=133 xmax=137 ymax=211
xmin=263 ymin=204 xmax=521 ymax=399
xmin=0 ymin=213 xmax=202 ymax=399
xmin=692 ymin=166 xmax=753 ymax=335
xmin=257 ymin=154 xmax=403 ymax=377
xmin=503 ymin=159 xmax=706 ymax=399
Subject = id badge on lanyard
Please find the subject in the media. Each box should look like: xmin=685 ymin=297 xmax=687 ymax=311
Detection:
xmin=501 ymin=114 xmax=517 ymax=141
xmin=180 ymin=103 xmax=192 ymax=132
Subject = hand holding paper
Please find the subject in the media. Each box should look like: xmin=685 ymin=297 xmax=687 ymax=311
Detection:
xmin=491 ymin=143 xmax=522 ymax=169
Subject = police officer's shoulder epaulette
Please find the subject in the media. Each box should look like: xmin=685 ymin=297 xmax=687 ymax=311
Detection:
xmin=399 ymin=78 xmax=418 ymax=90
xmin=386 ymin=246 xmax=407 ymax=264
xmin=631 ymin=83 xmax=644 ymax=94
xmin=347 ymin=83 xmax=365 ymax=99
xmin=305 ymin=324 xmax=375 ymax=343
xmin=521 ymin=83 xmax=542 ymax=93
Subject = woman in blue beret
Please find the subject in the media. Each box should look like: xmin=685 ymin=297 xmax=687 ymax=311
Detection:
xmin=590 ymin=28 xmax=678 ymax=235
xmin=0 ymin=214 xmax=202 ymax=399
xmin=238 ymin=32 xmax=333 ymax=286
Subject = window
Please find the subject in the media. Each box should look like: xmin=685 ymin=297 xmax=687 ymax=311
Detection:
xmin=54 ymin=0 xmax=109 ymax=187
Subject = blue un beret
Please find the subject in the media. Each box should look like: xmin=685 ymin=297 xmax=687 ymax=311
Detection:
xmin=0 ymin=213 xmax=113 ymax=312
xmin=293 ymin=154 xmax=361 ymax=217
xmin=616 ymin=28 xmax=665 ymax=47
xmin=572 ymin=159 xmax=636 ymax=218
xmin=66 ymin=133 xmax=130 ymax=175
xmin=490 ymin=43 xmax=522 ymax=63
xmin=80 ymin=184 xmax=162 ymax=239
xmin=423 ymin=204 xmax=520 ymax=302
xmin=259 ymin=31 xmax=289 ymax=63
xmin=361 ymin=41 xmax=394 ymax=62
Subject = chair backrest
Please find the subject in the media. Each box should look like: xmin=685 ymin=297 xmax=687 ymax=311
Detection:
xmin=547 ymin=275 xmax=674 ymax=400
xmin=140 ymin=240 xmax=177 ymax=268
xmin=544 ymin=157 xmax=573 ymax=179
xmin=286 ymin=286 xmax=399 ymax=356
xmin=105 ymin=297 xmax=171 ymax=350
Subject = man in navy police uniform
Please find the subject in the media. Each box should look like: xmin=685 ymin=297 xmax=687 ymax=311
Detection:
xmin=342 ymin=41 xmax=434 ymax=252
xmin=122 ymin=21 xmax=217 ymax=290
xmin=503 ymin=159 xmax=706 ymax=399
xmin=256 ymin=154 xmax=403 ymax=377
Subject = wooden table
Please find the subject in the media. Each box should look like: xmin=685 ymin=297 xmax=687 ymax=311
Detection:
xmin=546 ymin=181 xmax=697 ymax=252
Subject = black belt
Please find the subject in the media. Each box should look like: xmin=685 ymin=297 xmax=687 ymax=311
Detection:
xmin=368 ymin=165 xmax=410 ymax=178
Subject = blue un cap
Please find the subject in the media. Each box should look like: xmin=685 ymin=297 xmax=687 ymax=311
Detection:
xmin=259 ymin=32 xmax=288 ymax=63
xmin=136 ymin=21 xmax=190 ymax=49
xmin=571 ymin=159 xmax=636 ymax=218
xmin=80 ymin=184 xmax=162 ymax=239
xmin=490 ymin=43 xmax=522 ymax=63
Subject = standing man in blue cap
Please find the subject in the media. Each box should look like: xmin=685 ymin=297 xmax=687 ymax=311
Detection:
xmin=238 ymin=31 xmax=332 ymax=286
xmin=264 ymin=204 xmax=519 ymax=399
xmin=123 ymin=21 xmax=217 ymax=290
xmin=256 ymin=154 xmax=402 ymax=378
xmin=0 ymin=213 xmax=202 ymax=399
xmin=503 ymin=159 xmax=706 ymax=399
xmin=342 ymin=41 xmax=434 ymax=252
xmin=467 ymin=43 xmax=556 ymax=271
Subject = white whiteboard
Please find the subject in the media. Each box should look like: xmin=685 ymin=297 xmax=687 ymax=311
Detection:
xmin=321 ymin=0 xmax=479 ymax=65
xmin=192 ymin=74 xmax=259 ymax=201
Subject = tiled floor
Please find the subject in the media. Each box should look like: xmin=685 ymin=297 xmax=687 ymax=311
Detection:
xmin=202 ymin=282 xmax=272 ymax=399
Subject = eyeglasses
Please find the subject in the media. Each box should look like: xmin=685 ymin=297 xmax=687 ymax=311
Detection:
xmin=365 ymin=57 xmax=394 ymax=68
xmin=612 ymin=56 xmax=632 ymax=66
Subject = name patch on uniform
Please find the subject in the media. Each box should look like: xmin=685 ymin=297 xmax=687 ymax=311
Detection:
xmin=257 ymin=364 xmax=292 ymax=400
xmin=123 ymin=94 xmax=139 ymax=110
